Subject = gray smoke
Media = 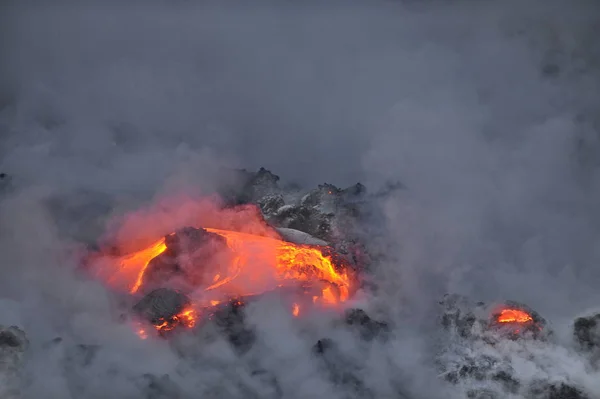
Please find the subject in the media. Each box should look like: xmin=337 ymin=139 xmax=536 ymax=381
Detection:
xmin=1 ymin=0 xmax=600 ymax=398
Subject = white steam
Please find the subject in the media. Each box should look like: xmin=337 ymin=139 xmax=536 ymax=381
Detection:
xmin=1 ymin=1 xmax=600 ymax=398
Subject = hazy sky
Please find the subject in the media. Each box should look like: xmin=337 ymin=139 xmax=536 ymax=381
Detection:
xmin=1 ymin=1 xmax=600 ymax=398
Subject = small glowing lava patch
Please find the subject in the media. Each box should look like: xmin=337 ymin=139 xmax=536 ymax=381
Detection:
xmin=496 ymin=308 xmax=534 ymax=324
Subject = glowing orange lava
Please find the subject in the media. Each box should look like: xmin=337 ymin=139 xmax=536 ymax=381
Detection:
xmin=144 ymin=307 xmax=198 ymax=336
xmin=114 ymin=227 xmax=353 ymax=306
xmin=105 ymin=226 xmax=354 ymax=337
xmin=496 ymin=308 xmax=533 ymax=324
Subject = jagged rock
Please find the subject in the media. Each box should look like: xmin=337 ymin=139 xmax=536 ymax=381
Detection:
xmin=163 ymin=227 xmax=227 ymax=255
xmin=487 ymin=300 xmax=549 ymax=341
xmin=300 ymin=183 xmax=342 ymax=209
xmin=133 ymin=288 xmax=191 ymax=325
xmin=573 ymin=312 xmax=600 ymax=352
xmin=341 ymin=182 xmax=367 ymax=198
xmin=332 ymin=239 xmax=370 ymax=273
xmin=140 ymin=227 xmax=231 ymax=294
xmin=343 ymin=308 xmax=389 ymax=341
xmin=528 ymin=381 xmax=589 ymax=399
xmin=238 ymin=167 xmax=281 ymax=203
xmin=269 ymin=205 xmax=334 ymax=241
xmin=208 ymin=299 xmax=255 ymax=353
xmin=439 ymin=294 xmax=482 ymax=338
xmin=257 ymin=194 xmax=285 ymax=216
xmin=218 ymin=167 xmax=281 ymax=205
xmin=0 ymin=326 xmax=28 ymax=399
xmin=466 ymin=389 xmax=500 ymax=399
xmin=443 ymin=354 xmax=519 ymax=394
xmin=439 ymin=295 xmax=549 ymax=341
xmin=437 ymin=295 xmax=562 ymax=397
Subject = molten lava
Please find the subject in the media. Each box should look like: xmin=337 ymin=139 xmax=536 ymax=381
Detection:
xmin=496 ymin=308 xmax=533 ymax=324
xmin=118 ymin=228 xmax=352 ymax=304
xmin=139 ymin=307 xmax=199 ymax=337
xmin=489 ymin=305 xmax=545 ymax=338
xmin=100 ymin=226 xmax=355 ymax=337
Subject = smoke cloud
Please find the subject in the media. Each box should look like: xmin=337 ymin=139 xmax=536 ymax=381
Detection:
xmin=1 ymin=0 xmax=600 ymax=398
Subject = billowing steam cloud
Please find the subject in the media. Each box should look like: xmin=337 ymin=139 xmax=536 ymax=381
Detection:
xmin=1 ymin=1 xmax=600 ymax=398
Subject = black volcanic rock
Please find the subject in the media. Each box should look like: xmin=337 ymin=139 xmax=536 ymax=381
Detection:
xmin=573 ymin=312 xmax=600 ymax=352
xmin=141 ymin=254 xmax=183 ymax=294
xmin=443 ymin=355 xmax=519 ymax=394
xmin=341 ymin=182 xmax=367 ymax=198
xmin=439 ymin=294 xmax=480 ymax=338
xmin=218 ymin=167 xmax=281 ymax=205
xmin=300 ymin=183 xmax=342 ymax=209
xmin=528 ymin=381 xmax=589 ymax=399
xmin=257 ymin=194 xmax=285 ymax=216
xmin=439 ymin=295 xmax=550 ymax=341
xmin=344 ymin=308 xmax=389 ymax=341
xmin=164 ymin=226 xmax=227 ymax=255
xmin=140 ymin=227 xmax=230 ymax=293
xmin=487 ymin=300 xmax=549 ymax=341
xmin=238 ymin=167 xmax=281 ymax=203
xmin=208 ymin=299 xmax=255 ymax=353
xmin=269 ymin=204 xmax=334 ymax=241
xmin=133 ymin=288 xmax=191 ymax=325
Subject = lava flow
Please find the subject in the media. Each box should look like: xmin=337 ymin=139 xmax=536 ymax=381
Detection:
xmin=496 ymin=308 xmax=533 ymax=324
xmin=489 ymin=305 xmax=544 ymax=338
xmin=97 ymin=225 xmax=355 ymax=337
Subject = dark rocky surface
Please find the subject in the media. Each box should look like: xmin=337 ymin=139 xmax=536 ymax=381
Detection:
xmin=204 ymin=298 xmax=255 ymax=354
xmin=487 ymin=300 xmax=549 ymax=341
xmin=228 ymin=167 xmax=373 ymax=247
xmin=435 ymin=295 xmax=596 ymax=398
xmin=132 ymin=288 xmax=191 ymax=326
xmin=439 ymin=293 xmax=481 ymax=339
xmin=0 ymin=326 xmax=29 ymax=399
xmin=343 ymin=308 xmax=389 ymax=341
xmin=35 ymin=165 xmax=600 ymax=398
xmin=140 ymin=227 xmax=231 ymax=294
xmin=528 ymin=381 xmax=589 ymax=399
xmin=573 ymin=312 xmax=600 ymax=352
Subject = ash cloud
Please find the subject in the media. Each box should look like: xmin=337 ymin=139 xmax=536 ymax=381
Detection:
xmin=1 ymin=0 xmax=600 ymax=398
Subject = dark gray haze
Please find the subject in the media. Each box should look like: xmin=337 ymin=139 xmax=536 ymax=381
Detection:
xmin=1 ymin=1 xmax=600 ymax=398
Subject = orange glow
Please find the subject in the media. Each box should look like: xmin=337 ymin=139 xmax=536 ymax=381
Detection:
xmin=205 ymin=227 xmax=353 ymax=305
xmin=496 ymin=308 xmax=533 ymax=323
xmin=107 ymin=227 xmax=353 ymax=304
xmin=121 ymin=238 xmax=168 ymax=293
xmin=136 ymin=307 xmax=198 ymax=338
xmin=99 ymin=223 xmax=354 ymax=336
xmin=138 ymin=328 xmax=148 ymax=340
